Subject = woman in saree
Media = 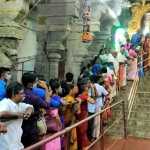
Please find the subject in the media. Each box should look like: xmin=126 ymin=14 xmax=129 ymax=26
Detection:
xmin=42 ymin=109 xmax=62 ymax=150
xmin=106 ymin=62 xmax=116 ymax=98
xmin=118 ymin=51 xmax=127 ymax=88
xmin=63 ymin=84 xmax=80 ymax=150
xmin=76 ymin=78 xmax=95 ymax=150
xmin=43 ymin=79 xmax=66 ymax=150
xmin=127 ymin=48 xmax=138 ymax=80
xmin=107 ymin=52 xmax=119 ymax=97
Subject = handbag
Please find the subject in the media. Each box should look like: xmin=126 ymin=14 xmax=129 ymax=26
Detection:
xmin=37 ymin=116 xmax=47 ymax=136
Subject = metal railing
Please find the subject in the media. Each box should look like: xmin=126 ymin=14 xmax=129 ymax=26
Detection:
xmin=127 ymin=56 xmax=150 ymax=120
xmin=24 ymin=100 xmax=127 ymax=150
xmin=127 ymin=78 xmax=139 ymax=120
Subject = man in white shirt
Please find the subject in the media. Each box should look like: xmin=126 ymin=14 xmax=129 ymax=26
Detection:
xmin=0 ymin=82 xmax=33 ymax=150
xmin=87 ymin=76 xmax=108 ymax=139
xmin=87 ymin=78 xmax=97 ymax=141
xmin=92 ymin=76 xmax=108 ymax=139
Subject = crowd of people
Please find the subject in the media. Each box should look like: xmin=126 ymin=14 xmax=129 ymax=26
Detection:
xmin=0 ymin=32 xmax=149 ymax=150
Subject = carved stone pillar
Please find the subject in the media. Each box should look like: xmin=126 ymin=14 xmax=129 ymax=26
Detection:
xmin=0 ymin=0 xmax=30 ymax=67
xmin=37 ymin=0 xmax=81 ymax=79
xmin=48 ymin=53 xmax=61 ymax=79
xmin=72 ymin=57 xmax=85 ymax=82
xmin=47 ymin=40 xmax=65 ymax=79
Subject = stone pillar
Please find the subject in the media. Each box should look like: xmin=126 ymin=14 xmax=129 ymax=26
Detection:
xmin=48 ymin=53 xmax=61 ymax=79
xmin=66 ymin=32 xmax=88 ymax=82
xmin=47 ymin=40 xmax=65 ymax=79
xmin=37 ymin=0 xmax=81 ymax=79
xmin=72 ymin=57 xmax=85 ymax=83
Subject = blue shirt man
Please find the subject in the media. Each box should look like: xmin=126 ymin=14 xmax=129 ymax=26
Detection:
xmin=0 ymin=67 xmax=12 ymax=100
xmin=92 ymin=64 xmax=102 ymax=76
xmin=0 ymin=80 xmax=6 ymax=100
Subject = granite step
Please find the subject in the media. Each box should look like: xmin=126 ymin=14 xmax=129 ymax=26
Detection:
xmin=129 ymin=111 xmax=150 ymax=119
xmin=135 ymin=98 xmax=150 ymax=104
xmin=136 ymin=93 xmax=150 ymax=98
xmin=132 ymin=104 xmax=150 ymax=111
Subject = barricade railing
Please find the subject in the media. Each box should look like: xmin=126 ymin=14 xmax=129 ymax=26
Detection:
xmin=128 ymin=55 xmax=150 ymax=120
xmin=127 ymin=78 xmax=139 ymax=120
xmin=24 ymin=100 xmax=126 ymax=150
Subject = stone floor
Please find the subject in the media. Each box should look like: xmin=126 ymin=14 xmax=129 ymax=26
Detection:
xmin=90 ymin=136 xmax=150 ymax=150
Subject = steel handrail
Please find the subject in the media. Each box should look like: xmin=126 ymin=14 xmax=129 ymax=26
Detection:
xmin=128 ymin=78 xmax=137 ymax=102
xmin=24 ymin=100 xmax=124 ymax=150
xmin=128 ymin=79 xmax=139 ymax=120
xmin=137 ymin=92 xmax=150 ymax=94
xmin=127 ymin=55 xmax=150 ymax=120
xmin=127 ymin=65 xmax=141 ymax=120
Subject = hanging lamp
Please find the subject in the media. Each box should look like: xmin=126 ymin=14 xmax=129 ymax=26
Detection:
xmin=81 ymin=0 xmax=94 ymax=43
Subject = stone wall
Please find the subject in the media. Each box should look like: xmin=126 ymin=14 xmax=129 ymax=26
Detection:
xmin=17 ymin=20 xmax=38 ymax=81
xmin=0 ymin=0 xmax=29 ymax=67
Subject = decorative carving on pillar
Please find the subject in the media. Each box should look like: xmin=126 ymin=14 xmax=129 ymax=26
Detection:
xmin=128 ymin=2 xmax=150 ymax=36
xmin=0 ymin=0 xmax=29 ymax=67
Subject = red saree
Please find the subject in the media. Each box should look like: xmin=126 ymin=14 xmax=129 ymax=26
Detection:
xmin=76 ymin=92 xmax=90 ymax=149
